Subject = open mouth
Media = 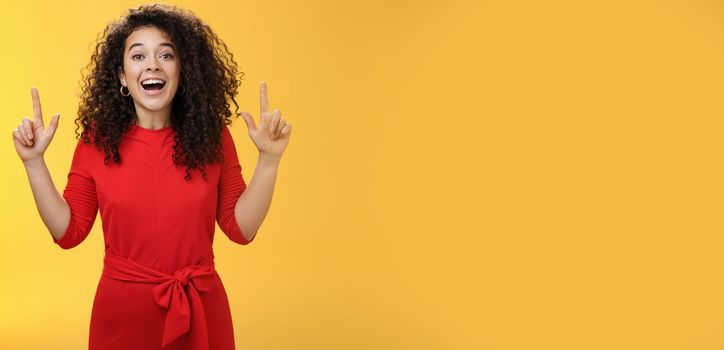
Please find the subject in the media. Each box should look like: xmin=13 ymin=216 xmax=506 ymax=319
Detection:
xmin=141 ymin=78 xmax=166 ymax=92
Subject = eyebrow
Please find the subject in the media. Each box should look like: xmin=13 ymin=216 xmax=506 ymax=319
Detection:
xmin=128 ymin=42 xmax=176 ymax=52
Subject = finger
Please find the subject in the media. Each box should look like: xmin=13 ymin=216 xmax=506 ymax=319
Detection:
xmin=45 ymin=113 xmax=60 ymax=137
xmin=21 ymin=117 xmax=34 ymax=140
xmin=260 ymin=81 xmax=268 ymax=116
xmin=13 ymin=135 xmax=26 ymax=148
xmin=275 ymin=118 xmax=286 ymax=140
xmin=13 ymin=128 xmax=29 ymax=147
xmin=18 ymin=124 xmax=30 ymax=145
xmin=269 ymin=109 xmax=280 ymax=136
xmin=258 ymin=109 xmax=270 ymax=129
xmin=238 ymin=111 xmax=257 ymax=131
xmin=31 ymin=87 xmax=45 ymax=129
xmin=13 ymin=133 xmax=29 ymax=149
xmin=280 ymin=123 xmax=291 ymax=135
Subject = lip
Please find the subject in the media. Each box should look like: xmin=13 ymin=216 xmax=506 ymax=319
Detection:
xmin=140 ymin=82 xmax=166 ymax=96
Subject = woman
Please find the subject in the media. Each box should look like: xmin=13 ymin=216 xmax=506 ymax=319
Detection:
xmin=12 ymin=4 xmax=291 ymax=349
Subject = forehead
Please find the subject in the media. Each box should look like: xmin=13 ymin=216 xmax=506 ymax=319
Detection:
xmin=124 ymin=26 xmax=174 ymax=50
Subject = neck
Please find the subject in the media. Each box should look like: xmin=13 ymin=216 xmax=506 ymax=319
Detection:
xmin=133 ymin=104 xmax=172 ymax=130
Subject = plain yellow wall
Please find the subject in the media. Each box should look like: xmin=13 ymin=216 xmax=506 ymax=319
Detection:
xmin=2 ymin=0 xmax=724 ymax=349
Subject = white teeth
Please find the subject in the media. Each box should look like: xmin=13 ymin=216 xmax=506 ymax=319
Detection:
xmin=141 ymin=79 xmax=166 ymax=85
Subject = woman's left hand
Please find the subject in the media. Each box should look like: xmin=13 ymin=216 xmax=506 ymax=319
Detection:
xmin=238 ymin=81 xmax=292 ymax=157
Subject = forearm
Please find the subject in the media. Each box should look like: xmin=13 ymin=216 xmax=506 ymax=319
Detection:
xmin=234 ymin=152 xmax=281 ymax=241
xmin=23 ymin=158 xmax=70 ymax=240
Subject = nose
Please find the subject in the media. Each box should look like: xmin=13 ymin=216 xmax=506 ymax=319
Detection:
xmin=145 ymin=59 xmax=161 ymax=71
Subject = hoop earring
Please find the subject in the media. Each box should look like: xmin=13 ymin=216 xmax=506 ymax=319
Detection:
xmin=120 ymin=85 xmax=130 ymax=97
xmin=177 ymin=85 xmax=186 ymax=96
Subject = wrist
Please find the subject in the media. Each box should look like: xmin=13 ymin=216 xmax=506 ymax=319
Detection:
xmin=23 ymin=157 xmax=46 ymax=169
xmin=257 ymin=152 xmax=281 ymax=167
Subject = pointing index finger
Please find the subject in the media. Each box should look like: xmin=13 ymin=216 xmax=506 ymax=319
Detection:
xmin=260 ymin=81 xmax=268 ymax=116
xmin=31 ymin=87 xmax=44 ymax=128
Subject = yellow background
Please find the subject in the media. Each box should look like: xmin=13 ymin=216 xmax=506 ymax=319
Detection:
xmin=1 ymin=0 xmax=724 ymax=349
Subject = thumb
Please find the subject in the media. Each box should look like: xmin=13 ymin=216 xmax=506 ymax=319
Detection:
xmin=45 ymin=113 xmax=60 ymax=136
xmin=238 ymin=111 xmax=256 ymax=131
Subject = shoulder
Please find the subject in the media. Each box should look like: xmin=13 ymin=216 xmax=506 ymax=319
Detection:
xmin=220 ymin=124 xmax=237 ymax=147
xmin=75 ymin=134 xmax=95 ymax=151
xmin=75 ymin=132 xmax=99 ymax=152
xmin=68 ymin=134 xmax=100 ymax=174
xmin=218 ymin=125 xmax=242 ymax=167
xmin=221 ymin=124 xmax=232 ymax=137
xmin=71 ymin=130 xmax=105 ymax=165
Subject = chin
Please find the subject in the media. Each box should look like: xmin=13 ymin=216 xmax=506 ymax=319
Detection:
xmin=131 ymin=98 xmax=169 ymax=112
xmin=142 ymin=103 xmax=171 ymax=112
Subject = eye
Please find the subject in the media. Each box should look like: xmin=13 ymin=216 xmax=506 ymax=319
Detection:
xmin=131 ymin=54 xmax=143 ymax=60
xmin=161 ymin=53 xmax=174 ymax=59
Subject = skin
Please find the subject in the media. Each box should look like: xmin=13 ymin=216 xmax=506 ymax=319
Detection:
xmin=12 ymin=25 xmax=292 ymax=243
xmin=234 ymin=81 xmax=293 ymax=241
xmin=118 ymin=25 xmax=181 ymax=130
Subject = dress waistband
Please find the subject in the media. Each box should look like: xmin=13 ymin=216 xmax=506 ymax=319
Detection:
xmin=101 ymin=251 xmax=217 ymax=350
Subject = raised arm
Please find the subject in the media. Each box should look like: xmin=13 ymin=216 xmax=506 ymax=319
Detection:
xmin=13 ymin=87 xmax=69 ymax=240
xmin=233 ymin=81 xmax=292 ymax=241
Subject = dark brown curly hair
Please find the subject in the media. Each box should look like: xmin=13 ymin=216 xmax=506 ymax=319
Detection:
xmin=75 ymin=3 xmax=243 ymax=181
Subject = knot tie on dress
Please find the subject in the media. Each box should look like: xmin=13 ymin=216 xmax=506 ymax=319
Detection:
xmin=174 ymin=269 xmax=191 ymax=286
xmin=101 ymin=251 xmax=217 ymax=350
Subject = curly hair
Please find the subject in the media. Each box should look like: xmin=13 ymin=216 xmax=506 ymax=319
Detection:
xmin=75 ymin=3 xmax=243 ymax=181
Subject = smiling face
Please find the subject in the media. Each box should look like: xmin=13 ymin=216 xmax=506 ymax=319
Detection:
xmin=118 ymin=25 xmax=181 ymax=119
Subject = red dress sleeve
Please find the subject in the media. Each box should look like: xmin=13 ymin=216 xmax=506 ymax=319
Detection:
xmin=54 ymin=138 xmax=99 ymax=249
xmin=216 ymin=126 xmax=252 ymax=245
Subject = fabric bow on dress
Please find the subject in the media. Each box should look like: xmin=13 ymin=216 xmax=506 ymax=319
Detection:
xmin=102 ymin=251 xmax=217 ymax=350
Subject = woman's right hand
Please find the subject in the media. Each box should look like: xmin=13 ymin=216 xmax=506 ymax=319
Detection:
xmin=12 ymin=87 xmax=61 ymax=163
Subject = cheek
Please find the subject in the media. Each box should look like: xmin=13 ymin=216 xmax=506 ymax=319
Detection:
xmin=168 ymin=61 xmax=181 ymax=78
xmin=124 ymin=66 xmax=141 ymax=85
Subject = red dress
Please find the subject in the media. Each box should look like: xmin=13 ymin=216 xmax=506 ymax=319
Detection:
xmin=52 ymin=123 xmax=252 ymax=349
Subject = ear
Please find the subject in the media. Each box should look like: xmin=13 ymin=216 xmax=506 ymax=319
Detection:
xmin=117 ymin=67 xmax=126 ymax=86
